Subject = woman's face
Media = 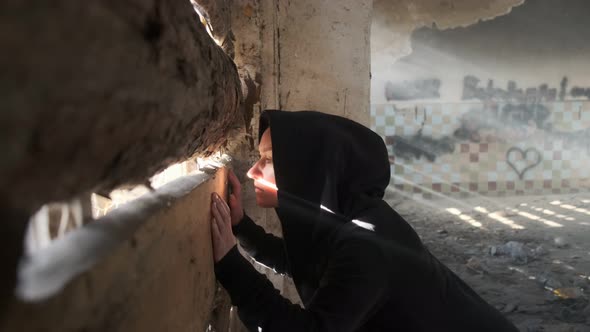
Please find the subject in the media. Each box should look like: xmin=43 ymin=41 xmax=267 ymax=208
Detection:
xmin=247 ymin=129 xmax=278 ymax=208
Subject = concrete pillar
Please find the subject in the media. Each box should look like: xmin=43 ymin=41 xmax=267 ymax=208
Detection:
xmin=260 ymin=0 xmax=373 ymax=126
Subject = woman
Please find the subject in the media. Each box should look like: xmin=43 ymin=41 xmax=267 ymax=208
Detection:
xmin=210 ymin=110 xmax=518 ymax=331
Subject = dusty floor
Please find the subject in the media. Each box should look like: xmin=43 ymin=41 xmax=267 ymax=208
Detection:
xmin=385 ymin=191 xmax=590 ymax=332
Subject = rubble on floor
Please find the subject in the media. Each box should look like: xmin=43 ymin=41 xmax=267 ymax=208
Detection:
xmin=386 ymin=192 xmax=590 ymax=332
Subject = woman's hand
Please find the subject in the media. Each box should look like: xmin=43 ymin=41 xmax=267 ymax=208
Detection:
xmin=227 ymin=169 xmax=244 ymax=226
xmin=211 ymin=193 xmax=237 ymax=263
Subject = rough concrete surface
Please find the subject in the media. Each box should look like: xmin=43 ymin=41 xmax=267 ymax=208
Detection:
xmin=372 ymin=0 xmax=525 ymax=60
xmin=371 ymin=0 xmax=525 ymax=102
xmin=261 ymin=0 xmax=372 ymax=127
xmin=1 ymin=0 xmax=243 ymax=215
xmin=0 ymin=168 xmax=230 ymax=331
xmin=386 ymin=191 xmax=590 ymax=332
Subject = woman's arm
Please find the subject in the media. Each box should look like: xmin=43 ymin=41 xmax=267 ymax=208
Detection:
xmin=214 ymin=239 xmax=388 ymax=332
xmin=220 ymin=169 xmax=290 ymax=275
xmin=232 ymin=214 xmax=289 ymax=275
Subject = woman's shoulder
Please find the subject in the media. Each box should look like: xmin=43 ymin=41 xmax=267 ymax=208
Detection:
xmin=330 ymin=223 xmax=389 ymax=263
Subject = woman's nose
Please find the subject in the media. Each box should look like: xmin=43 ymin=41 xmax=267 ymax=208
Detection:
xmin=247 ymin=162 xmax=261 ymax=179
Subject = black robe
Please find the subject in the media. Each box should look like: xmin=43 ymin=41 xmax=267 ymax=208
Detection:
xmin=215 ymin=110 xmax=518 ymax=331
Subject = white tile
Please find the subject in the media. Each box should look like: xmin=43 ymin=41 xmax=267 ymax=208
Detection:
xmin=543 ymin=170 xmax=552 ymax=180
xmin=375 ymin=115 xmax=385 ymax=127
xmin=506 ymin=172 xmax=517 ymax=181
xmin=385 ymin=105 xmax=396 ymax=117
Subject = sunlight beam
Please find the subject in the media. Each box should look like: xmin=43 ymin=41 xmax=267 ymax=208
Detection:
xmin=445 ymin=208 xmax=482 ymax=228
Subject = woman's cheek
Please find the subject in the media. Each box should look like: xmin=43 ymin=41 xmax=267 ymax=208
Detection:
xmin=263 ymin=165 xmax=276 ymax=186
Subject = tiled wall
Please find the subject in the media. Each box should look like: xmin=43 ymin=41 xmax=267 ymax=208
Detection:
xmin=371 ymin=101 xmax=590 ymax=199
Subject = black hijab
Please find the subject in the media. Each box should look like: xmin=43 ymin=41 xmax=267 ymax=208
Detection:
xmin=259 ymin=110 xmax=390 ymax=215
xmin=258 ymin=110 xmax=394 ymax=303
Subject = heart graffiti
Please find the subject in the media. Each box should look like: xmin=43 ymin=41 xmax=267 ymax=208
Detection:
xmin=506 ymin=147 xmax=542 ymax=180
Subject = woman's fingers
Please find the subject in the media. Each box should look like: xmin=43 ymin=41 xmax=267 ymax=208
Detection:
xmin=211 ymin=201 xmax=222 ymax=221
xmin=212 ymin=194 xmax=231 ymax=222
xmin=211 ymin=204 xmax=236 ymax=263
xmin=218 ymin=196 xmax=231 ymax=217
xmin=228 ymin=169 xmax=241 ymax=196
xmin=211 ymin=217 xmax=221 ymax=241
xmin=211 ymin=198 xmax=227 ymax=220
xmin=228 ymin=194 xmax=237 ymax=211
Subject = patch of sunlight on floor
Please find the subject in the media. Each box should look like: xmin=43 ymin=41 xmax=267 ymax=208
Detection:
xmin=509 ymin=208 xmax=563 ymax=228
xmin=487 ymin=211 xmax=525 ymax=229
xmin=445 ymin=208 xmax=482 ymax=228
xmin=474 ymin=206 xmax=489 ymax=213
xmin=547 ymin=201 xmax=590 ymax=218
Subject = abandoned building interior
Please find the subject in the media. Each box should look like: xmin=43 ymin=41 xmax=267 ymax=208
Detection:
xmin=1 ymin=0 xmax=590 ymax=331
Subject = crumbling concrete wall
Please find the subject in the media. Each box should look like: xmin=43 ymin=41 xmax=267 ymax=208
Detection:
xmin=370 ymin=0 xmax=590 ymax=201
xmin=0 ymin=169 xmax=230 ymax=331
xmin=1 ymin=0 xmax=243 ymax=216
xmin=371 ymin=0 xmax=525 ymax=103
xmin=373 ymin=0 xmax=590 ymax=103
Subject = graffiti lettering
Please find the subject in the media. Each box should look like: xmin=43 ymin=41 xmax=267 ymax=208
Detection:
xmin=386 ymin=130 xmax=455 ymax=162
xmin=462 ymin=75 xmax=560 ymax=103
xmin=571 ymin=86 xmax=590 ymax=99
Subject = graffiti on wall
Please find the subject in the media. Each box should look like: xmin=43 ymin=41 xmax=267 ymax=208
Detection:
xmin=571 ymin=86 xmax=590 ymax=99
xmin=384 ymin=75 xmax=590 ymax=102
xmin=453 ymin=102 xmax=590 ymax=152
xmin=385 ymin=101 xmax=590 ymax=163
xmin=386 ymin=129 xmax=454 ymax=162
xmin=462 ymin=75 xmax=590 ymax=102
xmin=462 ymin=75 xmax=560 ymax=102
xmin=506 ymin=147 xmax=542 ymax=180
xmin=453 ymin=103 xmax=551 ymax=144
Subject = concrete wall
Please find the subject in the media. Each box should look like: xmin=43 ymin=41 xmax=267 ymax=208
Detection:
xmin=373 ymin=0 xmax=590 ymax=103
xmin=371 ymin=0 xmax=590 ymax=199
xmin=372 ymin=101 xmax=590 ymax=199
xmin=0 ymin=169 xmax=229 ymax=331
xmin=1 ymin=0 xmax=243 ymax=214
xmin=260 ymin=0 xmax=373 ymax=126
xmin=371 ymin=0 xmax=524 ymax=103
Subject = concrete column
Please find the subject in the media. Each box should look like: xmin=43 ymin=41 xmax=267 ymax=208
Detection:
xmin=260 ymin=0 xmax=373 ymax=126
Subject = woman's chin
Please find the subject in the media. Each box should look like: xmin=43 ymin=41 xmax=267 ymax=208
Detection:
xmin=256 ymin=195 xmax=276 ymax=208
xmin=255 ymin=196 xmax=267 ymax=207
xmin=256 ymin=201 xmax=270 ymax=208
